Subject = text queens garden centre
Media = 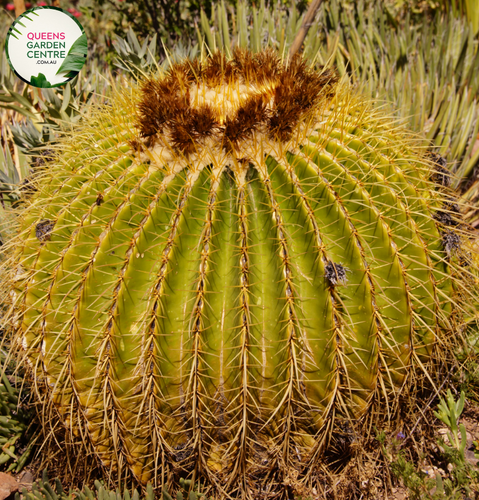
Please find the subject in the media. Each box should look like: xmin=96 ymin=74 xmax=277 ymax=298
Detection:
xmin=5 ymin=7 xmax=87 ymax=88
xmin=26 ymin=32 xmax=66 ymax=60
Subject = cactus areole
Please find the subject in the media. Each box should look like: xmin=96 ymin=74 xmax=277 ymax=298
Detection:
xmin=11 ymin=49 xmax=466 ymax=490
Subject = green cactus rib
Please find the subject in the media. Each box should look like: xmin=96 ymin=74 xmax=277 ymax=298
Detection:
xmin=264 ymin=154 xmax=378 ymax=414
xmin=8 ymin=51 xmax=468 ymax=490
xmin=284 ymin=151 xmax=411 ymax=388
xmin=303 ymin=141 xmax=440 ymax=356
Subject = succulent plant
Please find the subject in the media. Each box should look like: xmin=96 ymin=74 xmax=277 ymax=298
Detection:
xmin=14 ymin=469 xmax=208 ymax=500
xmin=15 ymin=470 xmax=155 ymax=500
xmin=3 ymin=48 xmax=476 ymax=498
xmin=0 ymin=335 xmax=34 ymax=472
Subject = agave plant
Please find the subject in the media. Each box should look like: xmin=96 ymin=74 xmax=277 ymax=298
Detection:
xmin=3 ymin=47 xmax=476 ymax=498
xmin=0 ymin=331 xmax=35 ymax=472
xmin=14 ymin=470 xmax=208 ymax=500
xmin=15 ymin=470 xmax=155 ymax=500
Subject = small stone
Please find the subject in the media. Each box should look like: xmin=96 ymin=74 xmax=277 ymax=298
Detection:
xmin=421 ymin=466 xmax=436 ymax=478
xmin=18 ymin=470 xmax=34 ymax=491
xmin=465 ymin=449 xmax=479 ymax=466
xmin=0 ymin=472 xmax=19 ymax=500
xmin=436 ymin=467 xmax=446 ymax=477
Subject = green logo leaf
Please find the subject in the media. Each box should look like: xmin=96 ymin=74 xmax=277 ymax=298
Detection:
xmin=56 ymin=33 xmax=87 ymax=76
xmin=30 ymin=73 xmax=52 ymax=88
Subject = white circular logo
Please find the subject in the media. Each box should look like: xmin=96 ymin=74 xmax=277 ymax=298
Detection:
xmin=5 ymin=7 xmax=87 ymax=88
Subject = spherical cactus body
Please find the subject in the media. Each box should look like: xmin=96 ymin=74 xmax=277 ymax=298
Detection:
xmin=7 ymin=49 xmax=471 ymax=494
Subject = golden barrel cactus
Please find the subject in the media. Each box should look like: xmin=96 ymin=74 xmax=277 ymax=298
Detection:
xmin=5 ymin=49 xmax=473 ymax=495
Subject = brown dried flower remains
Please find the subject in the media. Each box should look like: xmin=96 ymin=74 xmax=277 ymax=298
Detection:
xmin=136 ymin=49 xmax=338 ymax=154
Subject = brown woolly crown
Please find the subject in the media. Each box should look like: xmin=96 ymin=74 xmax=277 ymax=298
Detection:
xmin=136 ymin=49 xmax=338 ymax=155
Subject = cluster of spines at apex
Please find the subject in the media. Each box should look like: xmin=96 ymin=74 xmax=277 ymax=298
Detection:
xmin=136 ymin=48 xmax=338 ymax=154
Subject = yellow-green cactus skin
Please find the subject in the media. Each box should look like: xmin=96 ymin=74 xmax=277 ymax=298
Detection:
xmin=7 ymin=49 xmax=471 ymax=492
